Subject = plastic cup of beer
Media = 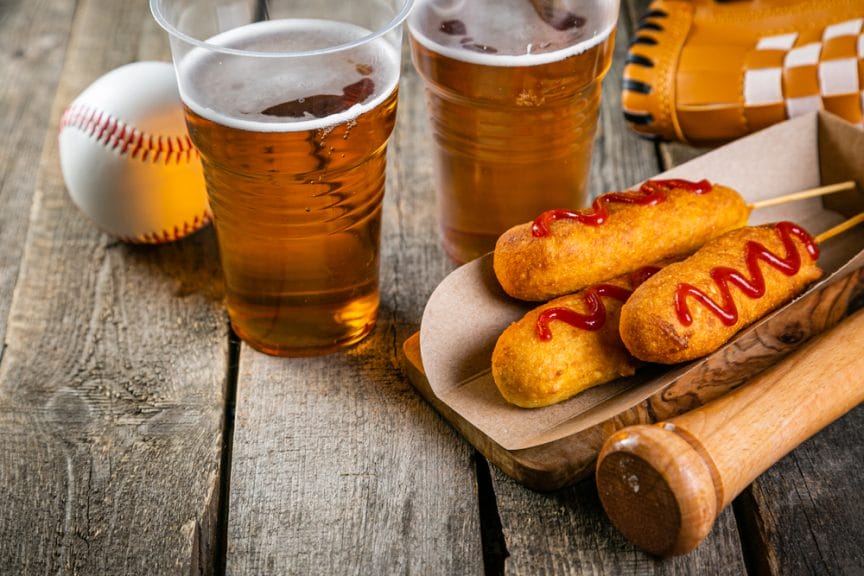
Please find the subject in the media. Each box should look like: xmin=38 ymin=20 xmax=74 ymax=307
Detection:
xmin=408 ymin=0 xmax=619 ymax=263
xmin=150 ymin=0 xmax=414 ymax=356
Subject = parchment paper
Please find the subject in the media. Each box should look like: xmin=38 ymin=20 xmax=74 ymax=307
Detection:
xmin=420 ymin=112 xmax=864 ymax=451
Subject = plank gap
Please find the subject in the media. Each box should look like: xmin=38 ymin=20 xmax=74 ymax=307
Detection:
xmin=214 ymin=328 xmax=241 ymax=576
xmin=732 ymin=490 xmax=772 ymax=576
xmin=475 ymin=452 xmax=509 ymax=576
xmin=653 ymin=139 xmax=666 ymax=173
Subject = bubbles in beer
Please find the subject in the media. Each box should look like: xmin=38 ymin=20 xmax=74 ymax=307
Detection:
xmin=409 ymin=0 xmax=616 ymax=66
xmin=440 ymin=19 xmax=466 ymax=35
xmin=529 ymin=1 xmax=587 ymax=31
xmin=463 ymin=42 xmax=498 ymax=54
xmin=262 ymin=77 xmax=376 ymax=119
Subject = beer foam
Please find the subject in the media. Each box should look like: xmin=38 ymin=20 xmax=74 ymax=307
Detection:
xmin=408 ymin=0 xmax=616 ymax=67
xmin=179 ymin=19 xmax=400 ymax=132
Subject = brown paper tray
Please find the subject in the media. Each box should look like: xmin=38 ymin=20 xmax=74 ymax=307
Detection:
xmin=401 ymin=112 xmax=864 ymax=491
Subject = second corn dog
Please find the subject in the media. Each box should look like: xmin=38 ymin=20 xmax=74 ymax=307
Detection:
xmin=494 ymin=179 xmax=751 ymax=301
xmin=619 ymin=222 xmax=823 ymax=364
xmin=492 ymin=266 xmax=661 ymax=408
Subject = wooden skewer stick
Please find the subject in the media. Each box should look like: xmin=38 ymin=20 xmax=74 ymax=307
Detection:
xmin=748 ymin=180 xmax=856 ymax=209
xmin=595 ymin=307 xmax=864 ymax=557
xmin=815 ymin=211 xmax=864 ymax=244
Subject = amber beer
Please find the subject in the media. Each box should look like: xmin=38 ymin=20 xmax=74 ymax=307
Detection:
xmin=178 ymin=19 xmax=401 ymax=356
xmin=409 ymin=0 xmax=618 ymax=263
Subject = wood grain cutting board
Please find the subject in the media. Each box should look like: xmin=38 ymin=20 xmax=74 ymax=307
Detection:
xmin=402 ymin=268 xmax=864 ymax=491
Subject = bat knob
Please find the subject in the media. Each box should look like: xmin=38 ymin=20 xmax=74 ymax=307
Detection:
xmin=595 ymin=423 xmax=721 ymax=556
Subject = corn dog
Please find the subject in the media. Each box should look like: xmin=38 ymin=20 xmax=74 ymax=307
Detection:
xmin=619 ymin=222 xmax=822 ymax=364
xmin=492 ymin=266 xmax=661 ymax=408
xmin=493 ymin=179 xmax=751 ymax=301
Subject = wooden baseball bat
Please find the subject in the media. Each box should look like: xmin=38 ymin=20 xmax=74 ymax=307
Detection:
xmin=595 ymin=306 xmax=864 ymax=556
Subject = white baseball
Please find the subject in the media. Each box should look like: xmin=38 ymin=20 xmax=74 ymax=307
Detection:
xmin=59 ymin=61 xmax=211 ymax=243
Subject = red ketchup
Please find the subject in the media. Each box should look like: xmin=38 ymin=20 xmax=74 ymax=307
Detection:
xmin=531 ymin=178 xmax=712 ymax=237
xmin=674 ymin=222 xmax=819 ymax=327
xmin=535 ymin=266 xmax=662 ymax=341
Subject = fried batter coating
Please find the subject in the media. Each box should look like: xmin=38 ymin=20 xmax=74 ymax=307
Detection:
xmin=491 ymin=270 xmax=654 ymax=409
xmin=493 ymin=182 xmax=750 ymax=301
xmin=619 ymin=223 xmax=823 ymax=365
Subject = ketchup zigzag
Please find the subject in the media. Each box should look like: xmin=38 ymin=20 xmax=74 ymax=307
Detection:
xmin=536 ymin=266 xmax=661 ymax=340
xmin=531 ymin=178 xmax=713 ymax=237
xmin=674 ymin=222 xmax=819 ymax=327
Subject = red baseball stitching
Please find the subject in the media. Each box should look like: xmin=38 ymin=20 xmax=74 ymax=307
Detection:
xmin=60 ymin=103 xmax=200 ymax=165
xmin=113 ymin=208 xmax=214 ymax=244
xmin=62 ymin=103 xmax=213 ymax=243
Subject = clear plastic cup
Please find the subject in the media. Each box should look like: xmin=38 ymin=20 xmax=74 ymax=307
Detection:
xmin=151 ymin=0 xmax=414 ymax=356
xmin=408 ymin=0 xmax=619 ymax=263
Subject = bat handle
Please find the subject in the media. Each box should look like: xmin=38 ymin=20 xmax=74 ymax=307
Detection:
xmin=596 ymin=307 xmax=864 ymax=556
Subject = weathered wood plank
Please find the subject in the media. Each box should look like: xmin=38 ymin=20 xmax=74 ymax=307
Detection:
xmin=0 ymin=0 xmax=75 ymax=353
xmin=0 ymin=0 xmax=229 ymax=573
xmin=224 ymin=41 xmax=483 ymax=575
xmin=493 ymin=470 xmax=747 ymax=575
xmin=734 ymin=399 xmax=864 ymax=576
xmin=487 ymin=4 xmax=749 ymax=573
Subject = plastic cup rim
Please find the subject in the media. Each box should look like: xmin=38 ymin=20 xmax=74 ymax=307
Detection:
xmin=149 ymin=0 xmax=415 ymax=58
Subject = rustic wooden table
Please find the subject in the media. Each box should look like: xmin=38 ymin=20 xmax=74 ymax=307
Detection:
xmin=1 ymin=0 xmax=862 ymax=574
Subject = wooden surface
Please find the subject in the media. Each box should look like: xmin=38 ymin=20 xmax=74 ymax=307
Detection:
xmin=0 ymin=1 xmax=228 ymax=574
xmin=0 ymin=1 xmax=861 ymax=575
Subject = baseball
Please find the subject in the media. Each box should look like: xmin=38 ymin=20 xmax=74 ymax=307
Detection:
xmin=59 ymin=61 xmax=211 ymax=243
